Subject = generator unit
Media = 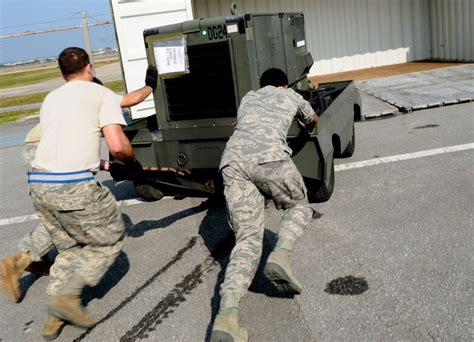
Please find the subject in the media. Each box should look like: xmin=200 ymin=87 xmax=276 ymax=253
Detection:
xmin=124 ymin=12 xmax=359 ymax=201
xmin=131 ymin=13 xmax=311 ymax=166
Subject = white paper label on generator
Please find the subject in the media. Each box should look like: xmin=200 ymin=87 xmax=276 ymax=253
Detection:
xmin=296 ymin=40 xmax=306 ymax=48
xmin=227 ymin=24 xmax=238 ymax=34
xmin=154 ymin=46 xmax=186 ymax=74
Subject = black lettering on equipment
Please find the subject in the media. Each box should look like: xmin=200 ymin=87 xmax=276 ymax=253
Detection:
xmin=207 ymin=25 xmax=227 ymax=41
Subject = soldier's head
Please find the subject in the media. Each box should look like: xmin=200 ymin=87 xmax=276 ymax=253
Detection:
xmin=58 ymin=47 xmax=92 ymax=81
xmin=260 ymin=68 xmax=289 ymax=88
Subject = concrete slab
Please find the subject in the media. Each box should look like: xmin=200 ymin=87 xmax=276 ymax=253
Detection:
xmin=358 ymin=90 xmax=399 ymax=119
xmin=357 ymin=65 xmax=474 ymax=112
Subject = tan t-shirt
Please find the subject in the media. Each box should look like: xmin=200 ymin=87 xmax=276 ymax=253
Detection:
xmin=25 ymin=94 xmax=123 ymax=145
xmin=33 ymin=80 xmax=126 ymax=172
xmin=24 ymin=123 xmax=41 ymax=143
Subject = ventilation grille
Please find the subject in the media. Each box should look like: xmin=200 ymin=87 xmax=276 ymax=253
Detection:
xmin=164 ymin=41 xmax=237 ymax=121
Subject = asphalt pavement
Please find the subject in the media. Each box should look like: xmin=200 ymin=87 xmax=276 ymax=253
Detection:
xmin=0 ymin=102 xmax=472 ymax=341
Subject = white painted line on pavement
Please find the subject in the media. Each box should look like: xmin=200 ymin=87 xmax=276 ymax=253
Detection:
xmin=335 ymin=143 xmax=474 ymax=172
xmin=0 ymin=214 xmax=38 ymax=226
xmin=0 ymin=196 xmax=173 ymax=227
xmin=1 ymin=143 xmax=473 ymax=227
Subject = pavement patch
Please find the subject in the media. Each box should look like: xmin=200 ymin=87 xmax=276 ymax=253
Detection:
xmin=325 ymin=276 xmax=369 ymax=295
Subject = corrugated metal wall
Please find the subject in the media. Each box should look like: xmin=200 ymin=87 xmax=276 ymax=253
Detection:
xmin=192 ymin=0 xmax=433 ymax=75
xmin=430 ymin=0 xmax=474 ymax=61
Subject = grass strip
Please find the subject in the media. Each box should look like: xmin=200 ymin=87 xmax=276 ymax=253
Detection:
xmin=0 ymin=108 xmax=39 ymax=125
xmin=0 ymin=60 xmax=119 ymax=89
xmin=105 ymin=80 xmax=125 ymax=93
xmin=0 ymin=92 xmax=47 ymax=108
xmin=0 ymin=68 xmax=61 ymax=89
xmin=0 ymin=80 xmax=125 ymax=108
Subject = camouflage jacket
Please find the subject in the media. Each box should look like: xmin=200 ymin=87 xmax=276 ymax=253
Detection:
xmin=220 ymin=86 xmax=315 ymax=169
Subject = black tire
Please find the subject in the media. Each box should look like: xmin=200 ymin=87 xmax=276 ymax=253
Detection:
xmin=310 ymin=157 xmax=335 ymax=203
xmin=341 ymin=125 xmax=355 ymax=158
xmin=133 ymin=180 xmax=164 ymax=201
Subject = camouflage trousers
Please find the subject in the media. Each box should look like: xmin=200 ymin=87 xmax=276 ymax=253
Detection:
xmin=18 ymin=142 xmax=55 ymax=261
xmin=220 ymin=158 xmax=313 ymax=301
xmin=22 ymin=142 xmax=38 ymax=172
xmin=29 ymin=179 xmax=125 ymax=296
xmin=18 ymin=223 xmax=53 ymax=262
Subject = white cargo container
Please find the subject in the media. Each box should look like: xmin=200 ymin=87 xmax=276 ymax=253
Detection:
xmin=110 ymin=0 xmax=193 ymax=119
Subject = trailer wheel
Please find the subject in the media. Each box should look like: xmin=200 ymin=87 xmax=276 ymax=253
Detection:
xmin=134 ymin=180 xmax=164 ymax=201
xmin=341 ymin=125 xmax=355 ymax=158
xmin=310 ymin=158 xmax=335 ymax=203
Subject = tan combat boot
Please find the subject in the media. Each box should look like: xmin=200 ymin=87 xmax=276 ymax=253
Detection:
xmin=211 ymin=311 xmax=248 ymax=342
xmin=48 ymin=294 xmax=94 ymax=328
xmin=41 ymin=315 xmax=65 ymax=340
xmin=48 ymin=274 xmax=95 ymax=328
xmin=264 ymin=249 xmax=302 ymax=294
xmin=0 ymin=251 xmax=32 ymax=302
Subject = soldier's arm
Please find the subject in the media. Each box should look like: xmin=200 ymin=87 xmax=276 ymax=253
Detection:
xmin=120 ymin=65 xmax=157 ymax=108
xmin=102 ymin=124 xmax=136 ymax=163
xmin=296 ymin=97 xmax=318 ymax=130
xmin=305 ymin=111 xmax=319 ymax=130
xmin=120 ymin=86 xmax=153 ymax=108
xmin=289 ymin=88 xmax=318 ymax=130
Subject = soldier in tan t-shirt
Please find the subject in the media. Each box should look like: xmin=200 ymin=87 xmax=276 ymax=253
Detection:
xmin=11 ymin=67 xmax=158 ymax=285
xmin=0 ymin=47 xmax=155 ymax=340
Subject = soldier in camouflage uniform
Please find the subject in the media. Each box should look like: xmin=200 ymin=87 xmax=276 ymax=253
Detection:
xmin=19 ymin=124 xmax=54 ymax=270
xmin=0 ymin=66 xmax=157 ymax=312
xmin=211 ymin=68 xmax=318 ymax=342
xmin=0 ymin=47 xmax=141 ymax=340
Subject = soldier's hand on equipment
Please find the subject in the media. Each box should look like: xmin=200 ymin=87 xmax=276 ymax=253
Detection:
xmin=145 ymin=65 xmax=158 ymax=92
xmin=297 ymin=118 xmax=315 ymax=134
xmin=109 ymin=159 xmax=144 ymax=181
xmin=305 ymin=114 xmax=319 ymax=132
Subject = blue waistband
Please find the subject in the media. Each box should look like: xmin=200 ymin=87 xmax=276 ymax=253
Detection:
xmin=28 ymin=169 xmax=94 ymax=184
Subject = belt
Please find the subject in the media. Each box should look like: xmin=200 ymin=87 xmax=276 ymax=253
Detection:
xmin=28 ymin=169 xmax=94 ymax=184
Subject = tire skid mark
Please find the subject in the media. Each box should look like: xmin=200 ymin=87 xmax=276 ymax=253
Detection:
xmin=120 ymin=256 xmax=215 ymax=341
xmin=73 ymin=236 xmax=198 ymax=341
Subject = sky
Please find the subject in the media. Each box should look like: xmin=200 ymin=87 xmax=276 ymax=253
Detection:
xmin=0 ymin=0 xmax=117 ymax=64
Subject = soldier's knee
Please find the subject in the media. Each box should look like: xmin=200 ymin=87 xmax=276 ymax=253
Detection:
xmin=234 ymin=227 xmax=264 ymax=245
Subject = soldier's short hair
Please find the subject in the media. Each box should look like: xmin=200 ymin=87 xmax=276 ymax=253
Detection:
xmin=260 ymin=68 xmax=288 ymax=88
xmin=58 ymin=47 xmax=90 ymax=76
